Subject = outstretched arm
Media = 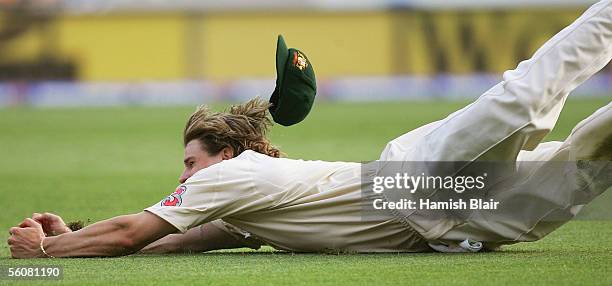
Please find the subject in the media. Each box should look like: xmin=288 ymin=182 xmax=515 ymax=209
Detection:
xmin=140 ymin=222 xmax=248 ymax=254
xmin=8 ymin=211 xmax=177 ymax=258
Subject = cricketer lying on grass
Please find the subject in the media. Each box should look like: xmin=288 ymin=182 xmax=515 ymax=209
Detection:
xmin=7 ymin=0 xmax=612 ymax=258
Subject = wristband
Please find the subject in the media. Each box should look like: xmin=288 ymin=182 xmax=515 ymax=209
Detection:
xmin=40 ymin=237 xmax=55 ymax=258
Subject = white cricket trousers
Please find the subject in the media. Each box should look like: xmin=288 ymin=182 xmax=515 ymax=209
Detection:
xmin=379 ymin=0 xmax=612 ymax=246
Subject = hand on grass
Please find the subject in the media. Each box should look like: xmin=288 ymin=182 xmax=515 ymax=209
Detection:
xmin=32 ymin=212 xmax=72 ymax=236
xmin=7 ymin=218 xmax=45 ymax=259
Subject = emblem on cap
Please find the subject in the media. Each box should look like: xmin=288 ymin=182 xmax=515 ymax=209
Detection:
xmin=293 ymin=51 xmax=308 ymax=71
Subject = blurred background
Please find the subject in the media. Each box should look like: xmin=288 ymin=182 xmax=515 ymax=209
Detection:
xmin=0 ymin=0 xmax=609 ymax=107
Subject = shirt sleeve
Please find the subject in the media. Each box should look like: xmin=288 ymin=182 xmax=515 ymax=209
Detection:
xmin=145 ymin=160 xmax=267 ymax=233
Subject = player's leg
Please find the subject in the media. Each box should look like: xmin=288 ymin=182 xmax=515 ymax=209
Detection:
xmin=439 ymin=103 xmax=611 ymax=246
xmin=380 ymin=0 xmax=612 ymax=164
xmin=561 ymin=103 xmax=612 ymax=161
xmin=379 ymin=0 xmax=612 ymax=245
xmin=516 ymin=103 xmax=611 ymax=162
xmin=510 ymin=103 xmax=612 ymax=242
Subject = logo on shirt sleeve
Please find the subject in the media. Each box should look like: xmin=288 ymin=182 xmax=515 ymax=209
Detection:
xmin=161 ymin=185 xmax=187 ymax=207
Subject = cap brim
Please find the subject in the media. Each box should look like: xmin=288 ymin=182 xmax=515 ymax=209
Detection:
xmin=276 ymin=35 xmax=288 ymax=87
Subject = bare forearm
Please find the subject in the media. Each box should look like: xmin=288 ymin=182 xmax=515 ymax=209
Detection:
xmin=140 ymin=223 xmax=247 ymax=254
xmin=43 ymin=213 xmax=174 ymax=258
xmin=141 ymin=225 xmax=211 ymax=254
xmin=43 ymin=215 xmax=139 ymax=257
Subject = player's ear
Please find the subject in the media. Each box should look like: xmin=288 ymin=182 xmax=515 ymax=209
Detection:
xmin=221 ymin=146 xmax=234 ymax=160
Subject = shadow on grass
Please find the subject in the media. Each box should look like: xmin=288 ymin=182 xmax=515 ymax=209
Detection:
xmin=3 ymin=244 xmax=605 ymax=262
xmin=128 ymin=247 xmax=551 ymax=259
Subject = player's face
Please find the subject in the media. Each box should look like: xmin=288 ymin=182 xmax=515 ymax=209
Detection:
xmin=178 ymin=139 xmax=225 ymax=183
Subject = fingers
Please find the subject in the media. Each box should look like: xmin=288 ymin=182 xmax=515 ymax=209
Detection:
xmin=7 ymin=228 xmax=17 ymax=246
xmin=32 ymin=213 xmax=43 ymax=222
xmin=32 ymin=212 xmax=51 ymax=222
xmin=9 ymin=227 xmax=19 ymax=235
xmin=9 ymin=246 xmax=23 ymax=259
xmin=43 ymin=212 xmax=59 ymax=219
xmin=32 ymin=212 xmax=62 ymax=223
xmin=32 ymin=213 xmax=48 ymax=228
xmin=18 ymin=218 xmax=41 ymax=229
xmin=18 ymin=219 xmax=28 ymax=228
xmin=7 ymin=236 xmax=15 ymax=245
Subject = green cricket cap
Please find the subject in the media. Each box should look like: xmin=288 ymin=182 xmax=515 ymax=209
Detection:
xmin=269 ymin=35 xmax=317 ymax=126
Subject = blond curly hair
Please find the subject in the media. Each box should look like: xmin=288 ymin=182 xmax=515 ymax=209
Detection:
xmin=183 ymin=97 xmax=281 ymax=158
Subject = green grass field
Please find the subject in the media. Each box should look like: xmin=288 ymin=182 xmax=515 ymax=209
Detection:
xmin=0 ymin=99 xmax=610 ymax=285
